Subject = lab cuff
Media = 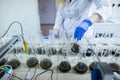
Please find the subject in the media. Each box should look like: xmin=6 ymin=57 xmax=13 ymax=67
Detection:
xmin=80 ymin=19 xmax=93 ymax=31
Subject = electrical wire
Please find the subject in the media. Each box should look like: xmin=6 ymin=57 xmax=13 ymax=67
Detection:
xmin=34 ymin=69 xmax=53 ymax=80
xmin=0 ymin=21 xmax=29 ymax=53
xmin=0 ymin=21 xmax=24 ymax=39
xmin=6 ymin=72 xmax=23 ymax=80
xmin=56 ymin=49 xmax=60 ymax=80
xmin=0 ymin=68 xmax=5 ymax=76
xmin=1 ymin=65 xmax=13 ymax=70
xmin=0 ymin=65 xmax=23 ymax=80
xmin=31 ymin=66 xmax=37 ymax=80
xmin=85 ymin=37 xmax=102 ymax=63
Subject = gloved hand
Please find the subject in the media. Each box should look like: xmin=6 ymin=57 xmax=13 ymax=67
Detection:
xmin=74 ymin=19 xmax=92 ymax=41
xmin=43 ymin=33 xmax=58 ymax=39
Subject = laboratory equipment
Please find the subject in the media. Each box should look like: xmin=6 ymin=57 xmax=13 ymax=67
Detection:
xmin=109 ymin=63 xmax=120 ymax=73
xmin=95 ymin=62 xmax=113 ymax=80
xmin=0 ymin=58 xmax=7 ymax=66
xmin=0 ymin=65 xmax=13 ymax=80
xmin=89 ymin=61 xmax=99 ymax=71
xmin=74 ymin=62 xmax=88 ymax=74
xmin=7 ymin=59 xmax=20 ymax=70
xmin=71 ymin=43 xmax=80 ymax=53
xmin=59 ymin=47 xmax=68 ymax=55
xmin=48 ymin=47 xmax=57 ymax=55
xmin=40 ymin=58 xmax=53 ymax=69
xmin=26 ymin=57 xmax=39 ymax=68
xmin=0 ymin=37 xmax=120 ymax=80
xmin=58 ymin=61 xmax=71 ymax=72
xmin=86 ymin=48 xmax=94 ymax=57
xmin=39 ymin=46 xmax=53 ymax=69
xmin=72 ymin=42 xmax=88 ymax=74
xmin=0 ymin=35 xmax=20 ymax=61
xmin=0 ymin=23 xmax=120 ymax=80
xmin=58 ymin=46 xmax=72 ymax=72
xmin=15 ymin=46 xmax=24 ymax=53
xmin=36 ymin=47 xmax=45 ymax=54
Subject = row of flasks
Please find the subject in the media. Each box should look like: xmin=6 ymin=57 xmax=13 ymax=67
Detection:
xmin=10 ymin=43 xmax=120 ymax=57
xmin=0 ymin=57 xmax=120 ymax=74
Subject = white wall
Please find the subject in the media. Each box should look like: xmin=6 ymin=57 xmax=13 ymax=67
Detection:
xmin=0 ymin=0 xmax=41 ymax=41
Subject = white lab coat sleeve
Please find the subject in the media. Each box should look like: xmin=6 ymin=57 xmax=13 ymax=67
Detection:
xmin=91 ymin=0 xmax=112 ymax=21
xmin=53 ymin=5 xmax=64 ymax=30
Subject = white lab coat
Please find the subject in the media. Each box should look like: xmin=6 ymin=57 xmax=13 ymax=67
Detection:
xmin=54 ymin=0 xmax=111 ymax=39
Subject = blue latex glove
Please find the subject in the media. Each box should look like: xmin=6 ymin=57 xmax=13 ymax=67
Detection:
xmin=43 ymin=33 xmax=58 ymax=39
xmin=74 ymin=19 xmax=92 ymax=41
xmin=91 ymin=69 xmax=102 ymax=80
